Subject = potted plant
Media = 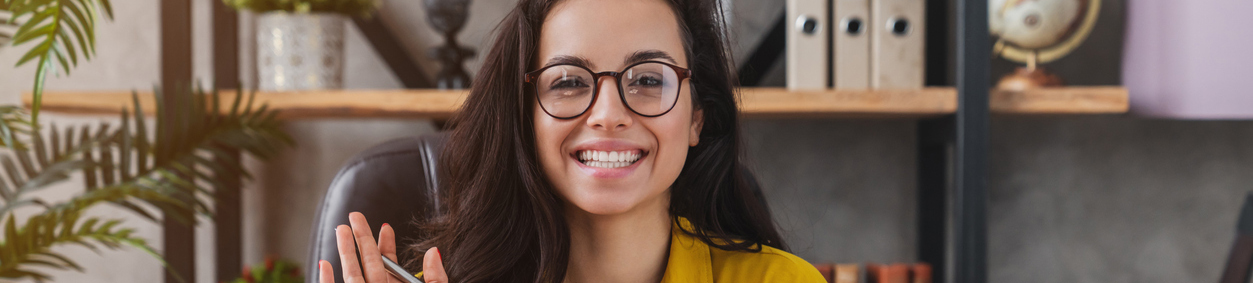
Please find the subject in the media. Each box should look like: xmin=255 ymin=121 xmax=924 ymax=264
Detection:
xmin=0 ymin=88 xmax=292 ymax=282
xmin=2 ymin=1 xmax=295 ymax=281
xmin=223 ymin=0 xmax=381 ymax=91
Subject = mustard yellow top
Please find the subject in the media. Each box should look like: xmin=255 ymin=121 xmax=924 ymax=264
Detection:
xmin=415 ymin=217 xmax=826 ymax=282
xmin=661 ymin=218 xmax=827 ymax=283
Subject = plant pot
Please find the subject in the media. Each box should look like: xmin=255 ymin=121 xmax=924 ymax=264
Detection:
xmin=256 ymin=12 xmax=346 ymax=91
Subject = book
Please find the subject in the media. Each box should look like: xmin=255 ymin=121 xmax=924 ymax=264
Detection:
xmin=911 ymin=263 xmax=931 ymax=283
xmin=835 ymin=264 xmax=860 ymax=283
xmin=814 ymin=263 xmax=836 ymax=283
xmin=867 ymin=263 xmax=909 ymax=283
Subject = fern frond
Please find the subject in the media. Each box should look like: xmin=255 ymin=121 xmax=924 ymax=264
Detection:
xmin=0 ymin=3 xmax=17 ymax=47
xmin=0 ymin=84 xmax=291 ymax=282
xmin=80 ymin=88 xmax=292 ymax=219
xmin=9 ymin=0 xmax=113 ymax=68
xmin=0 ymin=121 xmax=114 ymax=217
xmin=0 ymin=168 xmax=210 ymax=280
xmin=0 ymin=106 xmax=33 ymax=150
xmin=4 ymin=0 xmax=114 ymax=122
xmin=0 ymin=212 xmax=172 ymax=281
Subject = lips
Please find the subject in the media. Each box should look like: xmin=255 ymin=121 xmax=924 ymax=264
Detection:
xmin=568 ymin=140 xmax=649 ymax=178
xmin=576 ymin=149 xmax=644 ymax=168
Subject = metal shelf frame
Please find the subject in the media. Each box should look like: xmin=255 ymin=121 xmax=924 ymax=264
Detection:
xmin=917 ymin=0 xmax=990 ymax=282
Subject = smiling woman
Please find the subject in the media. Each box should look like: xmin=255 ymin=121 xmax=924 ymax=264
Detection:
xmin=318 ymin=0 xmax=826 ymax=282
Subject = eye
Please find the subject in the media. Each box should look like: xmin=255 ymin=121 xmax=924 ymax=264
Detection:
xmin=551 ymin=78 xmax=590 ymax=89
xmin=629 ymin=75 xmax=664 ymax=87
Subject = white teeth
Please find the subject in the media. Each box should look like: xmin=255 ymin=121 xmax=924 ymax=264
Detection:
xmin=577 ymin=150 xmax=643 ymax=168
xmin=586 ymin=161 xmax=629 ymax=169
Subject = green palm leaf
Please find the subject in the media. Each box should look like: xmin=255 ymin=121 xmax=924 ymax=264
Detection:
xmin=8 ymin=0 xmax=112 ymax=68
xmin=2 ymin=0 xmax=114 ymax=123
xmin=0 ymin=106 xmax=34 ymax=150
xmin=0 ymin=2 xmax=14 ymax=47
xmin=0 ymin=85 xmax=293 ymax=282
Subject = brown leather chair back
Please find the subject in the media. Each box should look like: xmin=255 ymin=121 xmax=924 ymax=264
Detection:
xmin=306 ymin=133 xmax=446 ymax=283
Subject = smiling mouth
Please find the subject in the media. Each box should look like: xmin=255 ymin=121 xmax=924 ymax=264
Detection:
xmin=575 ymin=150 xmax=646 ymax=169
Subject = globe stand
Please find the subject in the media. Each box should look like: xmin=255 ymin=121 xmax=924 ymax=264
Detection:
xmin=996 ymin=51 xmax=1062 ymax=91
xmin=990 ymin=0 xmax=1102 ymax=91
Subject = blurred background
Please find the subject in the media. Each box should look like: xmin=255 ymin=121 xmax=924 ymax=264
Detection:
xmin=0 ymin=0 xmax=1250 ymax=282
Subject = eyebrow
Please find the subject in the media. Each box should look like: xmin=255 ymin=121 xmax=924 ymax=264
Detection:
xmin=544 ymin=55 xmax=594 ymax=69
xmin=624 ymin=50 xmax=678 ymax=66
xmin=541 ymin=50 xmax=680 ymax=70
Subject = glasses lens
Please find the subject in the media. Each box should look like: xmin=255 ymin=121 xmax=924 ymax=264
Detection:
xmin=622 ymin=63 xmax=680 ymax=116
xmin=536 ymin=65 xmax=595 ymax=118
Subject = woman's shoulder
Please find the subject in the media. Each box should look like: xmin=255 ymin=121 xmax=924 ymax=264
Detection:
xmin=708 ymin=244 xmax=827 ymax=283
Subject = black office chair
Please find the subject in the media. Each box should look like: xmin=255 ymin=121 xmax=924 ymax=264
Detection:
xmin=305 ymin=132 xmax=771 ymax=283
xmin=306 ymin=133 xmax=447 ymax=283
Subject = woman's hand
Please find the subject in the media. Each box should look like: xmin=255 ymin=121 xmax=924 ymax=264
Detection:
xmin=318 ymin=212 xmax=450 ymax=283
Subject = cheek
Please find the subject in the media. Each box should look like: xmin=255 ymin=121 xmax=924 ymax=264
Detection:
xmin=646 ymin=94 xmax=697 ymax=182
xmin=533 ymin=105 xmax=572 ymax=180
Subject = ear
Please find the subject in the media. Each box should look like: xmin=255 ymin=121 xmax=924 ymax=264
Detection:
xmin=689 ymin=108 xmax=704 ymax=147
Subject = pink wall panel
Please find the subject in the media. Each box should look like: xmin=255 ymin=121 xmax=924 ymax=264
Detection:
xmin=1123 ymin=0 xmax=1253 ymax=119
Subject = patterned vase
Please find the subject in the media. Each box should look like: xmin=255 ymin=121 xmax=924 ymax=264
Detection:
xmin=256 ymin=12 xmax=346 ymax=91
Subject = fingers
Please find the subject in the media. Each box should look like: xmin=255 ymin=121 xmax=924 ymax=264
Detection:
xmin=378 ymin=223 xmax=400 ymax=283
xmin=349 ymin=212 xmax=390 ymax=283
xmin=335 ymin=225 xmax=365 ymax=283
xmin=423 ymin=247 xmax=448 ymax=283
xmin=319 ymin=260 xmax=334 ymax=283
xmin=379 ymin=223 xmax=397 ymax=262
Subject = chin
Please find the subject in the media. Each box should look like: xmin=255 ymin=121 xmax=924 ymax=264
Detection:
xmin=565 ymin=186 xmax=659 ymax=216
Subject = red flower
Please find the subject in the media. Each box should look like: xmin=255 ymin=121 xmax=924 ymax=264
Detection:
xmin=242 ymin=267 xmax=254 ymax=283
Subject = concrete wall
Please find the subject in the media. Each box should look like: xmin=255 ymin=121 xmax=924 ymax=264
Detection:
xmin=987 ymin=116 xmax=1253 ymax=282
xmin=0 ymin=0 xmax=1244 ymax=282
xmin=748 ymin=116 xmax=1253 ymax=283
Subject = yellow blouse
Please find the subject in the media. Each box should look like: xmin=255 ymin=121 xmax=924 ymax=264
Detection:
xmin=415 ymin=218 xmax=826 ymax=282
xmin=661 ymin=218 xmax=827 ymax=283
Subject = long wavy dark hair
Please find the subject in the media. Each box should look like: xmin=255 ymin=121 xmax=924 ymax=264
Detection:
xmin=404 ymin=0 xmax=784 ymax=281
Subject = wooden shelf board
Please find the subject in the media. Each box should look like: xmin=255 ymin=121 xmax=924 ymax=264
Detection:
xmin=24 ymin=89 xmax=469 ymax=119
xmin=990 ymin=86 xmax=1129 ymax=114
xmin=21 ymin=86 xmax=1126 ymax=119
xmin=739 ymin=87 xmax=956 ymax=118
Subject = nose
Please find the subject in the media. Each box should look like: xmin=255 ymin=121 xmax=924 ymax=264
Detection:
xmin=585 ymin=76 xmax=633 ymax=131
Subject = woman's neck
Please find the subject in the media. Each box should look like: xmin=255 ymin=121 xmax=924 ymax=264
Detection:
xmin=563 ymin=194 xmax=672 ymax=283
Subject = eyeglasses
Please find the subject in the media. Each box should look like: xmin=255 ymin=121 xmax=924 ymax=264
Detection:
xmin=524 ymin=61 xmax=691 ymax=119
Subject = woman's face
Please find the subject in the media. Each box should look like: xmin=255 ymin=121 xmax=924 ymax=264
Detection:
xmin=534 ymin=0 xmax=702 ymax=216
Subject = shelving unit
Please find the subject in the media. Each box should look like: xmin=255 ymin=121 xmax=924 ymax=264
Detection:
xmin=23 ymin=84 xmax=1126 ymax=283
xmin=23 ymin=86 xmax=1125 ymax=119
xmin=20 ymin=0 xmax=1121 ymax=282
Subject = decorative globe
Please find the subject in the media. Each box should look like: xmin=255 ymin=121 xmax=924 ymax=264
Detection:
xmin=989 ymin=0 xmax=1086 ymax=50
xmin=989 ymin=0 xmax=1099 ymax=90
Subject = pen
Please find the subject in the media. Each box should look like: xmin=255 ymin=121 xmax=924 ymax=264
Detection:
xmin=381 ymin=255 xmax=424 ymax=283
